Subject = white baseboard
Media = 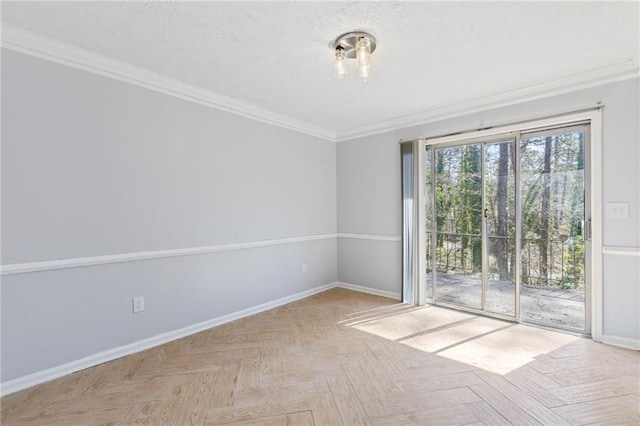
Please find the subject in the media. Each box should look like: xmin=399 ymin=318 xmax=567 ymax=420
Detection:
xmin=336 ymin=281 xmax=402 ymax=301
xmin=0 ymin=282 xmax=336 ymax=396
xmin=7 ymin=280 xmax=631 ymax=396
xmin=601 ymin=334 xmax=640 ymax=351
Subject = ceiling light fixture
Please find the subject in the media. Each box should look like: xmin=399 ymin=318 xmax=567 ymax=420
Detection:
xmin=330 ymin=31 xmax=377 ymax=82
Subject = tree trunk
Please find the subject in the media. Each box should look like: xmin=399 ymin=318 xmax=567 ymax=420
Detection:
xmin=497 ymin=143 xmax=510 ymax=280
xmin=435 ymin=151 xmax=445 ymax=248
xmin=540 ymin=136 xmax=552 ymax=285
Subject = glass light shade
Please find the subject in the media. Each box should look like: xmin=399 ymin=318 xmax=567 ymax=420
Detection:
xmin=334 ymin=48 xmax=347 ymax=80
xmin=359 ymin=64 xmax=370 ymax=82
xmin=355 ymin=36 xmax=371 ymax=82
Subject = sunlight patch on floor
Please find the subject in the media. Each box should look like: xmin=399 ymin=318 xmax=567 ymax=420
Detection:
xmin=347 ymin=303 xmax=579 ymax=375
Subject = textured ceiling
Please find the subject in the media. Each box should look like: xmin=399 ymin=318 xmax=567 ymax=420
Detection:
xmin=2 ymin=1 xmax=639 ymax=137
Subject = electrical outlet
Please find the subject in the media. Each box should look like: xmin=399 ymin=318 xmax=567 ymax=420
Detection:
xmin=133 ymin=296 xmax=144 ymax=313
xmin=301 ymin=263 xmax=308 ymax=274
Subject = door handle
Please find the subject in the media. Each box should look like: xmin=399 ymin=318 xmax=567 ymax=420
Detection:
xmin=484 ymin=208 xmax=488 ymax=218
xmin=584 ymin=219 xmax=592 ymax=241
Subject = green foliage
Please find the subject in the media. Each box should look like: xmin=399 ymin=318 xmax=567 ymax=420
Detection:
xmin=428 ymin=130 xmax=586 ymax=291
xmin=557 ymin=236 xmax=585 ymax=290
xmin=433 ymin=145 xmax=482 ymax=274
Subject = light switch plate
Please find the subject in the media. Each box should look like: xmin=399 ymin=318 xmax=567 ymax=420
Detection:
xmin=606 ymin=203 xmax=629 ymax=219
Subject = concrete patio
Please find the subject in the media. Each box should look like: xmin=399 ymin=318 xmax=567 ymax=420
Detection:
xmin=429 ymin=272 xmax=585 ymax=330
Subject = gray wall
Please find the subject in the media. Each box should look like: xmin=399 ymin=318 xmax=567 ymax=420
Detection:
xmin=1 ymin=49 xmax=337 ymax=382
xmin=2 ymin=45 xmax=638 ymax=385
xmin=337 ymin=78 xmax=640 ymax=342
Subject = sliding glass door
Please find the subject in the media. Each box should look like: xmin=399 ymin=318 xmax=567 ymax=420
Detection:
xmin=426 ymin=139 xmax=516 ymax=316
xmin=518 ymin=126 xmax=589 ymax=330
xmin=432 ymin=143 xmax=484 ymax=310
xmin=424 ymin=124 xmax=590 ymax=333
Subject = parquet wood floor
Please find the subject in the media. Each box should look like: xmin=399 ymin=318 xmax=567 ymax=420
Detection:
xmin=2 ymin=288 xmax=639 ymax=425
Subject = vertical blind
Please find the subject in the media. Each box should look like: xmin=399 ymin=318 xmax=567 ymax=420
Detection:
xmin=401 ymin=140 xmax=419 ymax=304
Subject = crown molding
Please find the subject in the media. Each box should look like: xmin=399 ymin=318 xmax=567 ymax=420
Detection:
xmin=1 ymin=25 xmax=336 ymax=142
xmin=336 ymin=60 xmax=640 ymax=142
xmin=3 ymin=26 xmax=638 ymax=144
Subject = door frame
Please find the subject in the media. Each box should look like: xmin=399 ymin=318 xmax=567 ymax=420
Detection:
xmin=417 ymin=109 xmax=603 ymax=341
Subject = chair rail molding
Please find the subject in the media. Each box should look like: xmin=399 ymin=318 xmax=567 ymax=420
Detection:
xmin=602 ymin=246 xmax=640 ymax=257
xmin=337 ymin=233 xmax=401 ymax=242
xmin=0 ymin=234 xmax=338 ymax=276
